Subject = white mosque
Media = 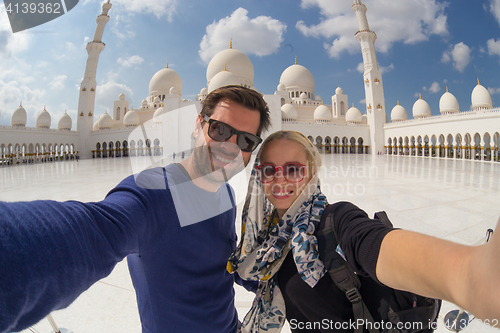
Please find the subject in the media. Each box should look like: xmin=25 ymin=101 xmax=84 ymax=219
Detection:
xmin=1 ymin=0 xmax=499 ymax=165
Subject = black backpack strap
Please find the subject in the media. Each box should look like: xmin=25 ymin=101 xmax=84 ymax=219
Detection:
xmin=317 ymin=204 xmax=379 ymax=333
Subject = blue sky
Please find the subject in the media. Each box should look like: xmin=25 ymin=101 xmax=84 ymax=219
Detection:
xmin=1 ymin=0 xmax=500 ymax=129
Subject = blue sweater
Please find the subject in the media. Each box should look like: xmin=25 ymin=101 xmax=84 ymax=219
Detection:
xmin=0 ymin=164 xmax=250 ymax=333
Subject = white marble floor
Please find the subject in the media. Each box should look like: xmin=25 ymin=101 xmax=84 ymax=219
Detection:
xmin=2 ymin=154 xmax=499 ymax=333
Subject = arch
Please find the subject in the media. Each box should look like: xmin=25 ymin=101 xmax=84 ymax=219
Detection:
xmin=350 ymin=137 xmax=356 ymax=154
xmin=307 ymin=136 xmax=313 ymax=145
xmin=315 ymin=136 xmax=323 ymax=153
xmin=324 ymin=136 xmax=332 ymax=154
xmin=493 ymin=132 xmax=500 ymax=162
xmin=404 ymin=137 xmax=410 ymax=156
xmin=333 ymin=136 xmax=340 ymax=154
xmin=342 ymin=137 xmax=348 ymax=154
xmin=102 ymin=142 xmax=107 ymax=158
xmin=145 ymin=139 xmax=152 ymax=156
xmin=438 ymin=135 xmax=445 ymax=158
xmin=446 ymin=134 xmax=453 ymax=158
xmin=484 ymin=132 xmax=491 ymax=161
xmin=464 ymin=133 xmax=472 ymax=160
xmin=455 ymin=134 xmax=462 ymax=159
xmin=387 ymin=137 xmax=393 ymax=155
xmin=123 ymin=140 xmax=129 ymax=157
xmin=358 ymin=137 xmax=364 ymax=154
xmin=130 ymin=140 xmax=136 ymax=157
xmin=154 ymin=138 xmax=161 ymax=156
xmin=410 ymin=136 xmax=416 ymax=156
xmin=430 ymin=135 xmax=437 ymax=157
xmin=423 ymin=136 xmax=430 ymax=157
xmin=474 ymin=133 xmax=481 ymax=160
xmin=116 ymin=106 xmax=121 ymax=121
xmin=116 ymin=140 xmax=121 ymax=157
xmin=109 ymin=141 xmax=114 ymax=158
xmin=417 ymin=136 xmax=423 ymax=156
xmin=138 ymin=139 xmax=144 ymax=156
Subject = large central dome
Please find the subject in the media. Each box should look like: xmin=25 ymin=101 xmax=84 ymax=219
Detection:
xmin=206 ymin=47 xmax=254 ymax=87
xmin=280 ymin=63 xmax=315 ymax=91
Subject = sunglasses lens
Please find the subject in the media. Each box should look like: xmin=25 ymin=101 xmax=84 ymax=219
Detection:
xmin=208 ymin=121 xmax=232 ymax=142
xmin=257 ymin=165 xmax=276 ymax=183
xmin=238 ymin=134 xmax=260 ymax=152
xmin=283 ymin=163 xmax=304 ymax=182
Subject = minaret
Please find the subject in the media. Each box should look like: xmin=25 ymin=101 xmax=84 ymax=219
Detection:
xmin=352 ymin=0 xmax=385 ymax=155
xmin=77 ymin=1 xmax=112 ymax=159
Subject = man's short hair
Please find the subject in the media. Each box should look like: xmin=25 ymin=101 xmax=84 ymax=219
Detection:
xmin=200 ymin=85 xmax=271 ymax=136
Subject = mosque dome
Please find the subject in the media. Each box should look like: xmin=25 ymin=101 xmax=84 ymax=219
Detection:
xmin=299 ymin=92 xmax=308 ymax=99
xmin=118 ymin=92 xmax=126 ymax=101
xmin=58 ymin=112 xmax=72 ymax=130
xmin=199 ymin=87 xmax=208 ymax=95
xmin=208 ymin=70 xmax=241 ymax=93
xmin=93 ymin=121 xmax=99 ymax=131
xmin=390 ymin=103 xmax=408 ymax=122
xmin=281 ymin=103 xmax=298 ymax=120
xmin=335 ymin=87 xmax=344 ymax=95
xmin=346 ymin=105 xmax=362 ymax=123
xmin=315 ymin=95 xmax=322 ymax=102
xmin=97 ymin=112 xmax=112 ymax=129
xmin=12 ymin=104 xmax=27 ymax=126
xmin=439 ymin=89 xmax=459 ymax=114
xmin=313 ymin=105 xmax=332 ymax=121
xmin=141 ymin=99 xmax=148 ymax=107
xmin=123 ymin=110 xmax=140 ymax=127
xmin=412 ymin=97 xmax=431 ymax=118
xmin=36 ymin=108 xmax=51 ymax=128
xmin=206 ymin=47 xmax=254 ymax=87
xmin=153 ymin=96 xmax=161 ymax=104
xmin=153 ymin=105 xmax=166 ymax=123
xmin=471 ymin=80 xmax=492 ymax=110
xmin=277 ymin=82 xmax=286 ymax=91
xmin=149 ymin=66 xmax=183 ymax=96
xmin=280 ymin=63 xmax=315 ymax=92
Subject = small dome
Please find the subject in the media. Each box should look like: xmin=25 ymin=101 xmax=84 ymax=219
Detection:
xmin=313 ymin=105 xmax=332 ymax=121
xmin=141 ymin=99 xmax=148 ymax=107
xmin=281 ymin=103 xmax=298 ymax=120
xmin=93 ymin=121 xmax=99 ymax=131
xmin=335 ymin=87 xmax=343 ymax=95
xmin=206 ymin=47 xmax=254 ymax=87
xmin=149 ymin=67 xmax=183 ymax=96
xmin=299 ymin=92 xmax=308 ymax=99
xmin=97 ymin=112 xmax=112 ymax=129
xmin=118 ymin=92 xmax=126 ymax=101
xmin=412 ymin=97 xmax=431 ymax=118
xmin=439 ymin=89 xmax=459 ymax=114
xmin=277 ymin=82 xmax=286 ymax=91
xmin=199 ymin=87 xmax=208 ymax=95
xmin=153 ymin=96 xmax=161 ymax=104
xmin=153 ymin=105 xmax=166 ymax=123
xmin=280 ymin=63 xmax=315 ymax=91
xmin=315 ymin=95 xmax=322 ymax=101
xmin=123 ymin=110 xmax=140 ymax=127
xmin=12 ymin=104 xmax=27 ymax=126
xmin=471 ymin=80 xmax=492 ymax=110
xmin=390 ymin=103 xmax=408 ymax=122
xmin=207 ymin=70 xmax=240 ymax=93
xmin=346 ymin=105 xmax=362 ymax=123
xmin=36 ymin=108 xmax=51 ymax=128
xmin=58 ymin=112 xmax=72 ymax=130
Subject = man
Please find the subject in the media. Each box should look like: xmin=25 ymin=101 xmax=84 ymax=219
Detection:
xmin=0 ymin=85 xmax=271 ymax=333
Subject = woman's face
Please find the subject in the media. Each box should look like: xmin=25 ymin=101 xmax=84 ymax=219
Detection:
xmin=258 ymin=138 xmax=312 ymax=218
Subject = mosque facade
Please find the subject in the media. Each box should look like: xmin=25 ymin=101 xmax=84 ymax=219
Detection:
xmin=1 ymin=0 xmax=499 ymax=165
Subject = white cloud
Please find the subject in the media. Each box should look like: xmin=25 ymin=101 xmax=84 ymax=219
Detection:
xmin=49 ymin=75 xmax=68 ymax=90
xmin=117 ymin=55 xmax=144 ymax=68
xmin=380 ymin=63 xmax=394 ymax=74
xmin=487 ymin=38 xmax=500 ymax=57
xmin=111 ymin=0 xmax=178 ymax=21
xmin=0 ymin=6 xmax=33 ymax=58
xmin=356 ymin=62 xmax=364 ymax=73
xmin=95 ymin=81 xmax=134 ymax=112
xmin=442 ymin=42 xmax=472 ymax=72
xmin=0 ymin=79 xmax=47 ymax=126
xmin=489 ymin=0 xmax=500 ymax=26
xmin=296 ymin=0 xmax=449 ymax=58
xmin=199 ymin=8 xmax=287 ymax=63
xmin=488 ymin=87 xmax=500 ymax=95
xmin=427 ymin=81 xmax=441 ymax=93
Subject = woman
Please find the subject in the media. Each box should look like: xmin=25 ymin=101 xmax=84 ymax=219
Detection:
xmin=228 ymin=130 xmax=499 ymax=333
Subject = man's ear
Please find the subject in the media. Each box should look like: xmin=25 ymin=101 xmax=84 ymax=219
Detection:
xmin=193 ymin=114 xmax=204 ymax=139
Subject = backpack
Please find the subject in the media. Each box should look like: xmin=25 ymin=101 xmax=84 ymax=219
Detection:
xmin=316 ymin=204 xmax=441 ymax=333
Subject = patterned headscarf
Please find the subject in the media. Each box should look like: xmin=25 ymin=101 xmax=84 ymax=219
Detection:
xmin=227 ymin=132 xmax=328 ymax=332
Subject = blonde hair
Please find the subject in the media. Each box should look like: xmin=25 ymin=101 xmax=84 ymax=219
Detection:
xmin=257 ymin=130 xmax=321 ymax=176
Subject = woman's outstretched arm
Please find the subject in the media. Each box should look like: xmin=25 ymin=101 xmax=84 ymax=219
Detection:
xmin=376 ymin=219 xmax=500 ymax=324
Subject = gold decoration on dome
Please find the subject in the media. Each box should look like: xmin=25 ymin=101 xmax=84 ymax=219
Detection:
xmin=419 ymin=94 xmax=422 ymax=99
xmin=397 ymin=100 xmax=400 ymax=105
xmin=166 ymin=60 xmax=169 ymax=68
xmin=229 ymin=38 xmax=233 ymax=49
xmin=446 ymin=86 xmax=449 ymax=92
xmin=477 ymin=78 xmax=481 ymax=85
xmin=223 ymin=63 xmax=227 ymax=71
xmin=295 ymin=56 xmax=297 ymax=65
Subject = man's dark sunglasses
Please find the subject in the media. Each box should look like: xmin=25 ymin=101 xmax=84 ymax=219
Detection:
xmin=203 ymin=115 xmax=262 ymax=152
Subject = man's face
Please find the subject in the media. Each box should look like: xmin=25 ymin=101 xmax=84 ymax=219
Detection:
xmin=192 ymin=98 xmax=261 ymax=183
